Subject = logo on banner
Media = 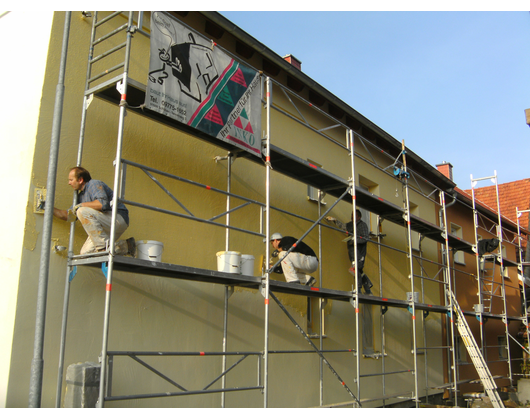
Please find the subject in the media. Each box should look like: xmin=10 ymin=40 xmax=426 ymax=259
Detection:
xmin=147 ymin=12 xmax=262 ymax=157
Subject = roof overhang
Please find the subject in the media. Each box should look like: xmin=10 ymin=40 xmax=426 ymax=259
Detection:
xmin=197 ymin=11 xmax=456 ymax=194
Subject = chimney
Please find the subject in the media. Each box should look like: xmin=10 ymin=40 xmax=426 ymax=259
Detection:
xmin=283 ymin=54 xmax=301 ymax=70
xmin=436 ymin=161 xmax=453 ymax=181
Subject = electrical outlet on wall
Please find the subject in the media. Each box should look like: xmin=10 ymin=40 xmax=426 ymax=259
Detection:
xmin=34 ymin=188 xmax=47 ymax=214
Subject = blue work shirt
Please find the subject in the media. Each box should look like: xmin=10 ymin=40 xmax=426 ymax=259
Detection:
xmin=76 ymin=179 xmax=129 ymax=226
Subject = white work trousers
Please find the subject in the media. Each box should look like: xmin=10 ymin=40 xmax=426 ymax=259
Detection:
xmin=76 ymin=207 xmax=129 ymax=255
xmin=278 ymin=251 xmax=318 ymax=283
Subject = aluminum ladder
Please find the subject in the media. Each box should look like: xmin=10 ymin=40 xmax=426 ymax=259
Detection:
xmin=448 ymin=290 xmax=504 ymax=408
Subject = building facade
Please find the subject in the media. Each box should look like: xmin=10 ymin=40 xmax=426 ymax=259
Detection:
xmin=1 ymin=11 xmax=525 ymax=408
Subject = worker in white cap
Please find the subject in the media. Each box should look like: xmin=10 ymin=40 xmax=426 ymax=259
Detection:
xmin=270 ymin=233 xmax=318 ymax=286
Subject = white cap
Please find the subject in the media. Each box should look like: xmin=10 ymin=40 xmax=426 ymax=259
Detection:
xmin=271 ymin=232 xmax=282 ymax=240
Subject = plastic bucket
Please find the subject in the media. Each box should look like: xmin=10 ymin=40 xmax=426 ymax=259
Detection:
xmin=240 ymin=254 xmax=255 ymax=276
xmin=216 ymin=251 xmax=241 ymax=273
xmin=136 ymin=240 xmax=164 ymax=262
xmin=406 ymin=292 xmax=419 ymax=303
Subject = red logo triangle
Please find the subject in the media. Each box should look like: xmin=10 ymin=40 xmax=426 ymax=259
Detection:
xmin=230 ymin=68 xmax=248 ymax=87
xmin=234 ymin=116 xmax=244 ymax=129
xmin=244 ymin=121 xmax=254 ymax=134
xmin=204 ymin=104 xmax=224 ymax=126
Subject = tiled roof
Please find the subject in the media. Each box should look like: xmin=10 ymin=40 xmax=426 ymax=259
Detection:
xmin=464 ymin=178 xmax=530 ymax=233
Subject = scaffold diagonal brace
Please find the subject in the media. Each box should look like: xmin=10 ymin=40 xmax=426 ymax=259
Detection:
xmin=269 ymin=291 xmax=362 ymax=407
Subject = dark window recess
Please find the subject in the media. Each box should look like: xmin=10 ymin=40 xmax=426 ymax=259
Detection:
xmin=235 ymin=41 xmax=254 ymax=59
xmin=262 ymin=58 xmax=280 ymax=77
xmin=205 ymin=20 xmax=224 ymax=39
xmin=286 ymin=76 xmax=304 ymax=92
xmin=308 ymin=90 xmax=325 ymax=107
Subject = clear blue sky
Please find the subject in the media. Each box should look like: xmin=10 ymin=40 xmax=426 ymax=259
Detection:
xmin=220 ymin=11 xmax=530 ymax=189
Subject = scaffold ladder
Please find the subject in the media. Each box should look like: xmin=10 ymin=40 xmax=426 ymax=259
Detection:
xmin=448 ymin=290 xmax=504 ymax=408
xmin=516 ymin=208 xmax=530 ymax=365
xmin=479 ymin=255 xmax=497 ymax=313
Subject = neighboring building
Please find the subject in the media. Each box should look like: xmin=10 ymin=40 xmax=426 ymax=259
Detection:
xmin=1 ymin=11 xmax=526 ymax=409
xmin=437 ymin=163 xmax=527 ymax=395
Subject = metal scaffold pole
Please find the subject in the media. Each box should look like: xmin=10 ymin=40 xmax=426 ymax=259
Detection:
xmin=470 ymin=174 xmax=486 ymax=353
xmin=263 ymin=76 xmax=272 ymax=408
xmin=470 ymin=171 xmax=513 ymax=387
xmin=221 ymin=151 xmax=233 ymax=408
xmin=492 ymin=172 xmax=513 ymax=386
xmin=348 ymin=129 xmax=361 ymax=402
xmin=440 ymin=191 xmax=459 ymax=405
xmin=516 ymin=208 xmax=530 ymax=354
xmin=56 ymin=11 xmax=97 ymax=408
xmin=96 ymin=12 xmax=135 ymax=408
xmin=317 ymin=188 xmax=324 ymax=407
xmin=401 ymin=140 xmax=420 ymax=406
xmin=470 ymin=171 xmax=510 ymax=400
xmin=29 ymin=11 xmax=71 ymax=408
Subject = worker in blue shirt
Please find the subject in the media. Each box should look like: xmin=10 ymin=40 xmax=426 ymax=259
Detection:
xmin=53 ymin=166 xmax=136 ymax=256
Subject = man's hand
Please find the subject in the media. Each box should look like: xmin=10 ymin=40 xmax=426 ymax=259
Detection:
xmin=52 ymin=206 xmax=79 ymax=223
xmin=66 ymin=208 xmax=77 ymax=223
xmin=326 ymin=216 xmax=336 ymax=222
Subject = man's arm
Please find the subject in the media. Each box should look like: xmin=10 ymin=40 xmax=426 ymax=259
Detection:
xmin=53 ymin=200 xmax=103 ymax=219
xmin=77 ymin=200 xmax=103 ymax=211
xmin=325 ymin=216 xmax=348 ymax=233
xmin=53 ymin=207 xmax=68 ymax=221
xmin=53 ymin=200 xmax=102 ymax=222
xmin=53 ymin=207 xmax=79 ymax=223
xmin=83 ymin=180 xmax=111 ymax=211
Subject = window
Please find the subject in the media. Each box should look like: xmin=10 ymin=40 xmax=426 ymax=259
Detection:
xmin=409 ymin=201 xmax=420 ymax=250
xmin=307 ymin=159 xmax=326 ymax=204
xmin=502 ymin=245 xmax=509 ymax=277
xmin=455 ymin=336 xmax=467 ymax=364
xmin=361 ymin=304 xmax=375 ymax=357
xmin=358 ymin=175 xmax=379 ymax=234
xmin=498 ymin=335 xmax=508 ymax=360
xmin=307 ymin=185 xmax=326 ymax=204
xmin=451 ymin=224 xmax=465 ymax=264
xmin=307 ymin=297 xmax=327 ymax=338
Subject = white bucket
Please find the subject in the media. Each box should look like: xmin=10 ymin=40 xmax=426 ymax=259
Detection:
xmin=240 ymin=254 xmax=255 ymax=276
xmin=216 ymin=251 xmax=241 ymax=273
xmin=136 ymin=240 xmax=164 ymax=262
xmin=406 ymin=292 xmax=419 ymax=303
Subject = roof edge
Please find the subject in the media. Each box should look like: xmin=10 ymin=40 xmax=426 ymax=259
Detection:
xmin=201 ymin=11 xmax=456 ymax=193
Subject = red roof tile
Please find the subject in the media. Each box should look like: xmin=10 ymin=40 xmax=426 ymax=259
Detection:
xmin=464 ymin=179 xmax=530 ymax=245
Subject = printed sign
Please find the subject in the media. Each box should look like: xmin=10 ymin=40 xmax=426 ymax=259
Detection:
xmin=147 ymin=12 xmax=262 ymax=157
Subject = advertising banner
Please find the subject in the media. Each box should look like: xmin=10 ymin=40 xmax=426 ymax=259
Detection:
xmin=147 ymin=12 xmax=262 ymax=157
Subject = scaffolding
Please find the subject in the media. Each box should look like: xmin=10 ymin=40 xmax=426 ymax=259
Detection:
xmin=469 ymin=173 xmax=516 ymax=388
xmin=516 ymin=208 xmax=530 ymax=377
xmin=52 ymin=11 xmax=521 ymax=408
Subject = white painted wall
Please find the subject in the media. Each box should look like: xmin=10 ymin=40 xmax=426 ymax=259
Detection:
xmin=0 ymin=11 xmax=54 ymax=407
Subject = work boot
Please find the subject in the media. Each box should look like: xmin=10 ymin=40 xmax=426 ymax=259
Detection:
xmin=305 ymin=277 xmax=317 ymax=287
xmin=361 ymin=273 xmax=373 ymax=295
